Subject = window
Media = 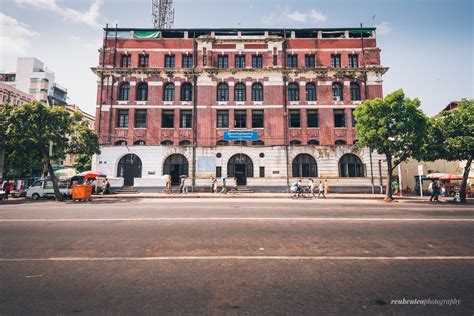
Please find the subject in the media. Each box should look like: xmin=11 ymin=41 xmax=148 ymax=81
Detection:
xmin=292 ymin=154 xmax=317 ymax=177
xmin=217 ymin=55 xmax=228 ymax=68
xmin=120 ymin=54 xmax=131 ymax=67
xmin=339 ymin=154 xmax=364 ymax=177
xmin=288 ymin=83 xmax=299 ymax=101
xmin=136 ymin=82 xmax=148 ymax=101
xmin=305 ymin=54 xmax=315 ymax=67
xmin=234 ymin=110 xmax=246 ymax=128
xmin=349 ymin=54 xmax=359 ymax=68
xmin=289 ymin=110 xmax=301 ymax=128
xmin=332 ymin=82 xmax=344 ymax=101
xmin=180 ymin=110 xmax=192 ymax=128
xmin=334 ymin=109 xmax=346 ymax=127
xmin=163 ymin=83 xmax=175 ymax=101
xmin=162 ymin=110 xmax=174 ymax=128
xmin=217 ymin=83 xmax=229 ymax=101
xmin=180 ymin=83 xmax=192 ymax=101
xmin=217 ymin=110 xmax=229 ymax=128
xmin=252 ymin=110 xmax=264 ymax=128
xmin=273 ymin=55 xmax=277 ymax=66
xmin=134 ymin=109 xmax=147 ymax=128
xmin=216 ymin=166 xmax=222 ymax=178
xmin=290 ymin=140 xmax=302 ymax=146
xmin=331 ymin=54 xmax=341 ymax=68
xmin=182 ymin=54 xmax=193 ymax=68
xmin=259 ymin=166 xmax=265 ymax=178
xmin=138 ymin=54 xmax=149 ymax=67
xmin=115 ymin=140 xmax=127 ymax=146
xmin=235 ymin=55 xmax=246 ymax=68
xmin=216 ymin=140 xmax=229 ymax=146
xmin=234 ymin=83 xmax=246 ymax=101
xmin=308 ymin=139 xmax=320 ymax=145
xmin=306 ymin=83 xmax=317 ymax=101
xmin=161 ymin=140 xmax=173 ymax=145
xmin=118 ymin=83 xmax=130 ymax=101
xmin=252 ymin=55 xmax=263 ymax=68
xmin=134 ymin=140 xmax=145 ymax=145
xmin=287 ymin=54 xmax=298 ymax=68
xmin=202 ymin=54 xmax=207 ymax=66
xmin=351 ymin=109 xmax=356 ymax=127
xmin=252 ymin=83 xmax=263 ymax=101
xmin=307 ymin=109 xmax=319 ymax=128
xmin=165 ymin=55 xmax=175 ymax=68
xmin=350 ymin=82 xmax=361 ymax=101
xmin=179 ymin=140 xmax=191 ymax=146
xmin=253 ymin=141 xmax=264 ymax=146
xmin=335 ymin=140 xmax=347 ymax=145
xmin=117 ymin=109 xmax=129 ymax=128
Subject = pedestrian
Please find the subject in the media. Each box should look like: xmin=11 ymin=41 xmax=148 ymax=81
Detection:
xmin=323 ymin=179 xmax=329 ymax=196
xmin=308 ymin=178 xmax=315 ymax=197
xmin=166 ymin=176 xmax=172 ymax=194
xmin=391 ymin=180 xmax=399 ymax=196
xmin=212 ymin=178 xmax=218 ymax=193
xmin=2 ymin=181 xmax=11 ymax=200
xmin=429 ymin=180 xmax=439 ymax=202
xmin=220 ymin=178 xmax=227 ymax=194
xmin=182 ymin=177 xmax=188 ymax=194
xmin=102 ymin=178 xmax=110 ymax=195
xmin=179 ymin=176 xmax=185 ymax=194
xmin=210 ymin=177 xmax=215 ymax=193
xmin=317 ymin=180 xmax=326 ymax=199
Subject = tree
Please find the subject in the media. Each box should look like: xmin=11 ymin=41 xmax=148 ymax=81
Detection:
xmin=74 ymin=153 xmax=92 ymax=173
xmin=354 ymin=90 xmax=429 ymax=201
xmin=2 ymin=102 xmax=100 ymax=201
xmin=423 ymin=99 xmax=473 ymax=202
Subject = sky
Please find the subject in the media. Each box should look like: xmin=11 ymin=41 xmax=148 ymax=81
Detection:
xmin=0 ymin=0 xmax=472 ymax=116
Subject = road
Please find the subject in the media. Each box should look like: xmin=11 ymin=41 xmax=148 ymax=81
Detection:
xmin=1 ymin=198 xmax=473 ymax=315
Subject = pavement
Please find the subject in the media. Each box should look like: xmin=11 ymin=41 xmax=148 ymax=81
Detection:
xmin=0 ymin=199 xmax=473 ymax=314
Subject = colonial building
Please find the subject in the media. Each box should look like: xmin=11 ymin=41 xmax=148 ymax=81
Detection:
xmin=92 ymin=27 xmax=388 ymax=192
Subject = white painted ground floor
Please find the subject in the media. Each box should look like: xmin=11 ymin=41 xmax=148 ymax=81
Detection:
xmin=92 ymin=145 xmax=388 ymax=193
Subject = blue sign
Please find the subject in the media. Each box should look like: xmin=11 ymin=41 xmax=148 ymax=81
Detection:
xmin=223 ymin=131 xmax=258 ymax=141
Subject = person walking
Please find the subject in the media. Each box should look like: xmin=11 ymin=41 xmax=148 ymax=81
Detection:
xmin=179 ymin=177 xmax=185 ymax=194
xmin=220 ymin=178 xmax=227 ymax=194
xmin=308 ymin=178 xmax=315 ymax=197
xmin=212 ymin=178 xmax=218 ymax=193
xmin=182 ymin=177 xmax=188 ymax=194
xmin=429 ymin=180 xmax=439 ymax=202
xmin=210 ymin=177 xmax=215 ymax=193
xmin=166 ymin=176 xmax=172 ymax=194
xmin=323 ymin=179 xmax=329 ymax=196
xmin=2 ymin=181 xmax=11 ymax=200
xmin=101 ymin=178 xmax=110 ymax=195
xmin=317 ymin=181 xmax=326 ymax=199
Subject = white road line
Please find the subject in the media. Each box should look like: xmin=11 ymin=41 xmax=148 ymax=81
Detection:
xmin=1 ymin=256 xmax=473 ymax=262
xmin=0 ymin=218 xmax=473 ymax=222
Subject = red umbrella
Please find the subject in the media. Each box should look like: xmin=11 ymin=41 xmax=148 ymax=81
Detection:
xmin=439 ymin=173 xmax=463 ymax=181
xmin=78 ymin=171 xmax=107 ymax=180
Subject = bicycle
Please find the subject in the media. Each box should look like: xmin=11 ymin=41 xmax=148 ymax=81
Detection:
xmin=290 ymin=187 xmax=314 ymax=199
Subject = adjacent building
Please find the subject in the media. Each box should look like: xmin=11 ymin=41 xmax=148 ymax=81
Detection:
xmin=92 ymin=27 xmax=389 ymax=192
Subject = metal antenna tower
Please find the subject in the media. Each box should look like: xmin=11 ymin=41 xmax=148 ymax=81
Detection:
xmin=152 ymin=0 xmax=174 ymax=29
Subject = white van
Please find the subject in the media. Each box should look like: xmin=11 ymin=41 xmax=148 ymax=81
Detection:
xmin=27 ymin=179 xmax=71 ymax=200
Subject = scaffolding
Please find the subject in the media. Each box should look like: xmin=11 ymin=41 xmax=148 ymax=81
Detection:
xmin=152 ymin=0 xmax=174 ymax=29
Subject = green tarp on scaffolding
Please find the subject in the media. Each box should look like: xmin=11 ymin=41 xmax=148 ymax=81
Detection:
xmin=133 ymin=31 xmax=161 ymax=39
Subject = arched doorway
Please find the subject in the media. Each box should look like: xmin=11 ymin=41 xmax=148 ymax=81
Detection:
xmin=339 ymin=154 xmax=364 ymax=177
xmin=117 ymin=154 xmax=142 ymax=186
xmin=227 ymin=154 xmax=253 ymax=185
xmin=292 ymin=154 xmax=317 ymax=178
xmin=163 ymin=154 xmax=189 ymax=185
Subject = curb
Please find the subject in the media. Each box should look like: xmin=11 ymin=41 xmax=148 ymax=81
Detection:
xmin=91 ymin=194 xmax=419 ymax=200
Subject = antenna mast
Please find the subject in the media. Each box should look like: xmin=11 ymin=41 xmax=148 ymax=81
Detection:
xmin=152 ymin=0 xmax=175 ymax=29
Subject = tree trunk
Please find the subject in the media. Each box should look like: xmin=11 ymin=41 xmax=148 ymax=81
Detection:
xmin=47 ymin=161 xmax=63 ymax=202
xmin=385 ymin=154 xmax=393 ymax=201
xmin=460 ymin=157 xmax=472 ymax=203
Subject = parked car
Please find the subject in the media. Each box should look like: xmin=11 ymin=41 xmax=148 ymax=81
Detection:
xmin=26 ymin=178 xmax=72 ymax=200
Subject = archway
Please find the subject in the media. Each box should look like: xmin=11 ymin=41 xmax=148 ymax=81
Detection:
xmin=227 ymin=154 xmax=253 ymax=186
xmin=339 ymin=153 xmax=364 ymax=177
xmin=117 ymin=154 xmax=142 ymax=186
xmin=163 ymin=154 xmax=189 ymax=185
xmin=292 ymin=154 xmax=317 ymax=178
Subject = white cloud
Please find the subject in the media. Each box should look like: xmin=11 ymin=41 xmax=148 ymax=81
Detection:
xmin=263 ymin=6 xmax=327 ymax=25
xmin=0 ymin=13 xmax=39 ymax=56
xmin=376 ymin=21 xmax=392 ymax=35
xmin=14 ymin=0 xmax=103 ymax=28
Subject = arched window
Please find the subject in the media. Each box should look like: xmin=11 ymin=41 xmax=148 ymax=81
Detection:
xmin=252 ymin=83 xmax=263 ymax=101
xmin=180 ymin=82 xmax=192 ymax=101
xmin=136 ymin=82 xmax=148 ymax=101
xmin=288 ymin=83 xmax=299 ymax=101
xmin=252 ymin=140 xmax=264 ymax=146
xmin=216 ymin=140 xmax=229 ymax=146
xmin=234 ymin=140 xmax=247 ymax=146
xmin=332 ymin=82 xmax=343 ymax=101
xmin=292 ymin=154 xmax=317 ymax=178
xmin=161 ymin=140 xmax=173 ymax=145
xmin=179 ymin=140 xmax=191 ymax=146
xmin=163 ymin=154 xmax=189 ymax=185
xmin=117 ymin=153 xmax=142 ymax=186
xmin=118 ymin=82 xmax=130 ymax=101
xmin=115 ymin=140 xmax=127 ymax=146
xmin=308 ymin=139 xmax=319 ymax=145
xmin=217 ymin=83 xmax=229 ymax=101
xmin=234 ymin=83 xmax=246 ymax=101
xmin=163 ymin=83 xmax=175 ymax=101
xmin=339 ymin=154 xmax=364 ymax=177
xmin=290 ymin=140 xmax=302 ymax=146
xmin=335 ymin=140 xmax=347 ymax=145
xmin=306 ymin=83 xmax=317 ymax=101
xmin=350 ymin=82 xmax=361 ymax=101
xmin=134 ymin=140 xmax=145 ymax=146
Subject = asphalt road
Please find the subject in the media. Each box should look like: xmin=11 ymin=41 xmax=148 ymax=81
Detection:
xmin=1 ymin=199 xmax=473 ymax=315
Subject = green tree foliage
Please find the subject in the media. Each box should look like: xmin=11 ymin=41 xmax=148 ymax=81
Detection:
xmin=354 ymin=89 xmax=429 ymax=201
xmin=2 ymin=102 xmax=100 ymax=201
xmin=74 ymin=153 xmax=92 ymax=173
xmin=423 ymin=99 xmax=473 ymax=202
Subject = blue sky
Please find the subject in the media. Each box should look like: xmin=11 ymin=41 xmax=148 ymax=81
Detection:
xmin=1 ymin=0 xmax=472 ymax=116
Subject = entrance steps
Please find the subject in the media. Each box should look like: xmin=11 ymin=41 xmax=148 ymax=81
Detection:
xmin=233 ymin=186 xmax=254 ymax=194
xmin=115 ymin=186 xmax=138 ymax=194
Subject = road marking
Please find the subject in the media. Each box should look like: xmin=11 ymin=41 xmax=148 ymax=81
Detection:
xmin=1 ymin=256 xmax=473 ymax=262
xmin=0 ymin=218 xmax=473 ymax=222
